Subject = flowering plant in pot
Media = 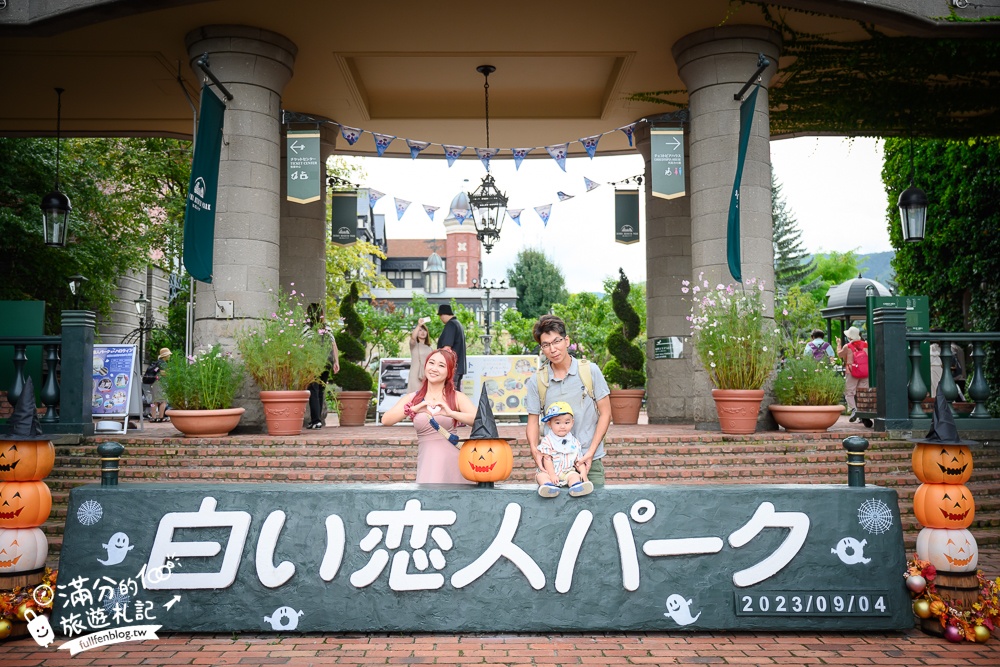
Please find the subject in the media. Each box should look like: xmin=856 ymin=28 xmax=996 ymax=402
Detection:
xmin=236 ymin=287 xmax=332 ymax=435
xmin=769 ymin=356 xmax=846 ymax=432
xmin=162 ymin=345 xmax=246 ymax=437
xmin=687 ymin=275 xmax=779 ymax=433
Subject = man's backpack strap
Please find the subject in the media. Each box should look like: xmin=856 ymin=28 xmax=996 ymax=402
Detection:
xmin=537 ymin=359 xmax=595 ymax=410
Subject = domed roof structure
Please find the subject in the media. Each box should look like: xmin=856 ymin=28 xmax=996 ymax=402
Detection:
xmin=821 ymin=274 xmax=893 ymax=320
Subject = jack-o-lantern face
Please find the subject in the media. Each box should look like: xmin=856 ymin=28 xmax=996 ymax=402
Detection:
xmin=0 ymin=481 xmax=53 ymax=528
xmin=916 ymin=527 xmax=979 ymax=573
xmin=458 ymin=439 xmax=513 ymax=483
xmin=913 ymin=483 xmax=975 ymax=529
xmin=0 ymin=527 xmax=48 ymax=572
xmin=0 ymin=441 xmax=56 ymax=482
xmin=912 ymin=444 xmax=972 ymax=484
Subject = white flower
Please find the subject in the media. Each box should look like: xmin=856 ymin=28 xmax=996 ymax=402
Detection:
xmin=681 ymin=287 xmax=689 ymax=294
xmin=762 ymin=346 xmax=768 ymax=352
xmin=710 ymin=362 xmax=717 ymax=368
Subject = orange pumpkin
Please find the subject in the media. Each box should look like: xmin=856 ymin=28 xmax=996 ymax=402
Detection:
xmin=912 ymin=443 xmax=972 ymax=484
xmin=916 ymin=527 xmax=979 ymax=573
xmin=913 ymin=483 xmax=975 ymax=529
xmin=0 ymin=440 xmax=55 ymax=482
xmin=0 ymin=481 xmax=52 ymax=528
xmin=0 ymin=526 xmax=48 ymax=573
xmin=458 ymin=438 xmax=513 ymax=483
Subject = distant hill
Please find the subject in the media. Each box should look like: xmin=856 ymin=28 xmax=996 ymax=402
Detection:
xmin=856 ymin=251 xmax=895 ymax=288
xmin=805 ymin=251 xmax=895 ymax=289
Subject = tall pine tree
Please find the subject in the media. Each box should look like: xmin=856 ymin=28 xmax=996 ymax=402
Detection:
xmin=772 ymin=172 xmax=815 ymax=294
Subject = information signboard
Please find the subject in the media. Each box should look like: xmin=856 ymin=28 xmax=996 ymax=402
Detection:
xmin=461 ymin=355 xmax=538 ymax=417
xmin=92 ymin=344 xmax=140 ymax=433
xmin=651 ymin=126 xmax=685 ymax=200
xmin=286 ymin=130 xmax=321 ymax=204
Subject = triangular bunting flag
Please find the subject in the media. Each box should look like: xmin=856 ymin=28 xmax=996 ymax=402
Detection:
xmin=406 ymin=139 xmax=431 ymax=160
xmin=423 ymin=204 xmax=440 ymax=221
xmin=508 ymin=208 xmax=523 ymax=226
xmin=584 ymin=177 xmax=601 ymax=192
xmin=394 ymin=197 xmax=411 ymax=220
xmin=369 ymin=189 xmax=386 ymax=209
xmin=340 ymin=125 xmax=363 ymax=146
xmin=579 ymin=134 xmax=602 ymax=159
xmin=450 ymin=203 xmax=470 ymax=224
xmin=372 ymin=133 xmax=396 ymax=157
xmin=557 ymin=191 xmax=574 ymax=202
xmin=535 ymin=204 xmax=552 ymax=225
xmin=442 ymin=145 xmax=466 ymax=167
xmin=475 ymin=147 xmax=499 ymax=170
xmin=619 ymin=123 xmax=637 ymax=147
xmin=545 ymin=144 xmax=569 ymax=172
xmin=511 ymin=148 xmax=532 ymax=170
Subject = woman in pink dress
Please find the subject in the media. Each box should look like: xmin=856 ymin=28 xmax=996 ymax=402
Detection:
xmin=381 ymin=348 xmax=477 ymax=484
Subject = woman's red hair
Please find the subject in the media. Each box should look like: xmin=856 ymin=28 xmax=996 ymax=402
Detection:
xmin=411 ymin=348 xmax=458 ymax=410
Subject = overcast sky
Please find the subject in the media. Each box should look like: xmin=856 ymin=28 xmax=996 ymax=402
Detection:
xmin=346 ymin=136 xmax=891 ymax=294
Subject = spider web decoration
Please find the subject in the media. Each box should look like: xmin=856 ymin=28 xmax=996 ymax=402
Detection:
xmin=102 ymin=588 xmax=131 ymax=615
xmin=857 ymin=498 xmax=893 ymax=535
xmin=77 ymin=499 xmax=103 ymax=525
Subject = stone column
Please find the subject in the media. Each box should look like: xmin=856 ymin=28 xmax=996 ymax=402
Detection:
xmin=279 ymin=135 xmax=328 ymax=306
xmin=634 ymin=123 xmax=693 ymax=423
xmin=673 ymin=25 xmax=781 ymax=425
xmin=185 ymin=25 xmax=297 ymax=351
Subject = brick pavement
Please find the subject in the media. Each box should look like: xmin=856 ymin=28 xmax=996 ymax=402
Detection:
xmin=3 ymin=629 xmax=1000 ymax=666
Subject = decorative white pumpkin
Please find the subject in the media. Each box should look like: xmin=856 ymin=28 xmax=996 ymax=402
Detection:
xmin=916 ymin=527 xmax=979 ymax=573
xmin=0 ymin=526 xmax=48 ymax=573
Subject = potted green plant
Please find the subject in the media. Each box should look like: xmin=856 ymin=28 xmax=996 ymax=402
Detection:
xmin=162 ymin=345 xmax=245 ymax=437
xmin=236 ymin=287 xmax=331 ymax=435
xmin=769 ymin=356 xmax=846 ymax=432
xmin=687 ymin=275 xmax=779 ymax=434
xmin=329 ymin=282 xmax=374 ymax=426
xmin=604 ymin=268 xmax=646 ymax=425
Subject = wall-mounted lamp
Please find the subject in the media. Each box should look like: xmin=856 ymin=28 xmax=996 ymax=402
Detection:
xmin=68 ymin=274 xmax=87 ymax=309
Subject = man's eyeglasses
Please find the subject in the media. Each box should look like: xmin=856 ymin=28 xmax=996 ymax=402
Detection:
xmin=539 ymin=337 xmax=566 ymax=351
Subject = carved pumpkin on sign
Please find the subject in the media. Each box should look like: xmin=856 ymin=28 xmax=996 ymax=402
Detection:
xmin=0 ymin=440 xmax=55 ymax=482
xmin=0 ymin=480 xmax=53 ymax=528
xmin=916 ymin=527 xmax=979 ymax=573
xmin=458 ymin=439 xmax=513 ymax=484
xmin=913 ymin=483 xmax=975 ymax=529
xmin=911 ymin=443 xmax=972 ymax=484
xmin=0 ymin=526 xmax=48 ymax=572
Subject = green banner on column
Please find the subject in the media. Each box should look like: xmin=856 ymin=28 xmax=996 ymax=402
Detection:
xmin=727 ymin=86 xmax=759 ymax=284
xmin=615 ymin=189 xmax=640 ymax=245
xmin=287 ymin=130 xmax=321 ymax=204
xmin=651 ymin=126 xmax=685 ymax=200
xmin=331 ymin=191 xmax=358 ymax=246
xmin=183 ymin=86 xmax=226 ymax=284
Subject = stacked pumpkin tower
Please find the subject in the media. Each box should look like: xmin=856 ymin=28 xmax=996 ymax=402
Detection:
xmin=910 ymin=392 xmax=980 ymax=631
xmin=0 ymin=378 xmax=54 ymax=640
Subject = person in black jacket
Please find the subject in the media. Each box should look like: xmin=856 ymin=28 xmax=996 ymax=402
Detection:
xmin=436 ymin=304 xmax=466 ymax=391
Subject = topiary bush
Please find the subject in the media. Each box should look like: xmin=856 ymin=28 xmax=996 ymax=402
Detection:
xmin=330 ymin=282 xmax=374 ymax=392
xmin=604 ymin=268 xmax=646 ymax=389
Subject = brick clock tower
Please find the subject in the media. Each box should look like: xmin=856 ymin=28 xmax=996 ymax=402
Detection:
xmin=443 ymin=212 xmax=480 ymax=289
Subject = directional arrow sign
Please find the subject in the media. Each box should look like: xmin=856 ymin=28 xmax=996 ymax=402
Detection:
xmin=651 ymin=127 xmax=686 ymax=200
xmin=287 ymin=130 xmax=321 ymax=204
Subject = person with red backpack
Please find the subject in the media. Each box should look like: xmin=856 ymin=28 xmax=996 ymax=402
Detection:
xmin=837 ymin=326 xmax=871 ymax=426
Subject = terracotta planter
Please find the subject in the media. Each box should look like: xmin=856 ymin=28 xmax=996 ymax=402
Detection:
xmin=711 ymin=389 xmax=764 ymax=434
xmin=165 ymin=407 xmax=245 ymax=438
xmin=768 ymin=404 xmax=844 ymax=433
xmin=609 ymin=389 xmax=645 ymax=425
xmin=259 ymin=390 xmax=310 ymax=436
xmin=337 ymin=390 xmax=373 ymax=427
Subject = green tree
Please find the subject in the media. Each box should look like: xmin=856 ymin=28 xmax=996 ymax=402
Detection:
xmin=505 ymin=248 xmax=568 ymax=319
xmin=772 ymin=173 xmax=815 ymax=293
xmin=0 ymin=137 xmax=190 ymax=332
xmin=497 ymin=308 xmax=536 ymax=355
xmin=803 ymin=251 xmax=861 ymax=307
xmin=775 ymin=285 xmax=825 ymax=359
xmin=884 ymin=136 xmax=1000 ymax=410
xmin=604 ymin=269 xmax=646 ymax=389
xmin=330 ymin=283 xmax=374 ymax=392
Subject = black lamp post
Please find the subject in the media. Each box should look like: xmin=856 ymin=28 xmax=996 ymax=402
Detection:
xmin=134 ymin=291 xmax=149 ymax=367
xmin=68 ymin=274 xmax=87 ymax=309
xmin=472 ymin=278 xmax=505 ymax=355
xmin=467 ymin=65 xmax=508 ymax=255
xmin=897 ymin=137 xmax=928 ymax=242
xmin=41 ymin=88 xmax=71 ymax=247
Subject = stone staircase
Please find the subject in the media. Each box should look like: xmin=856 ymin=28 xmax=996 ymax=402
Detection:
xmin=41 ymin=430 xmax=1000 ymax=561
